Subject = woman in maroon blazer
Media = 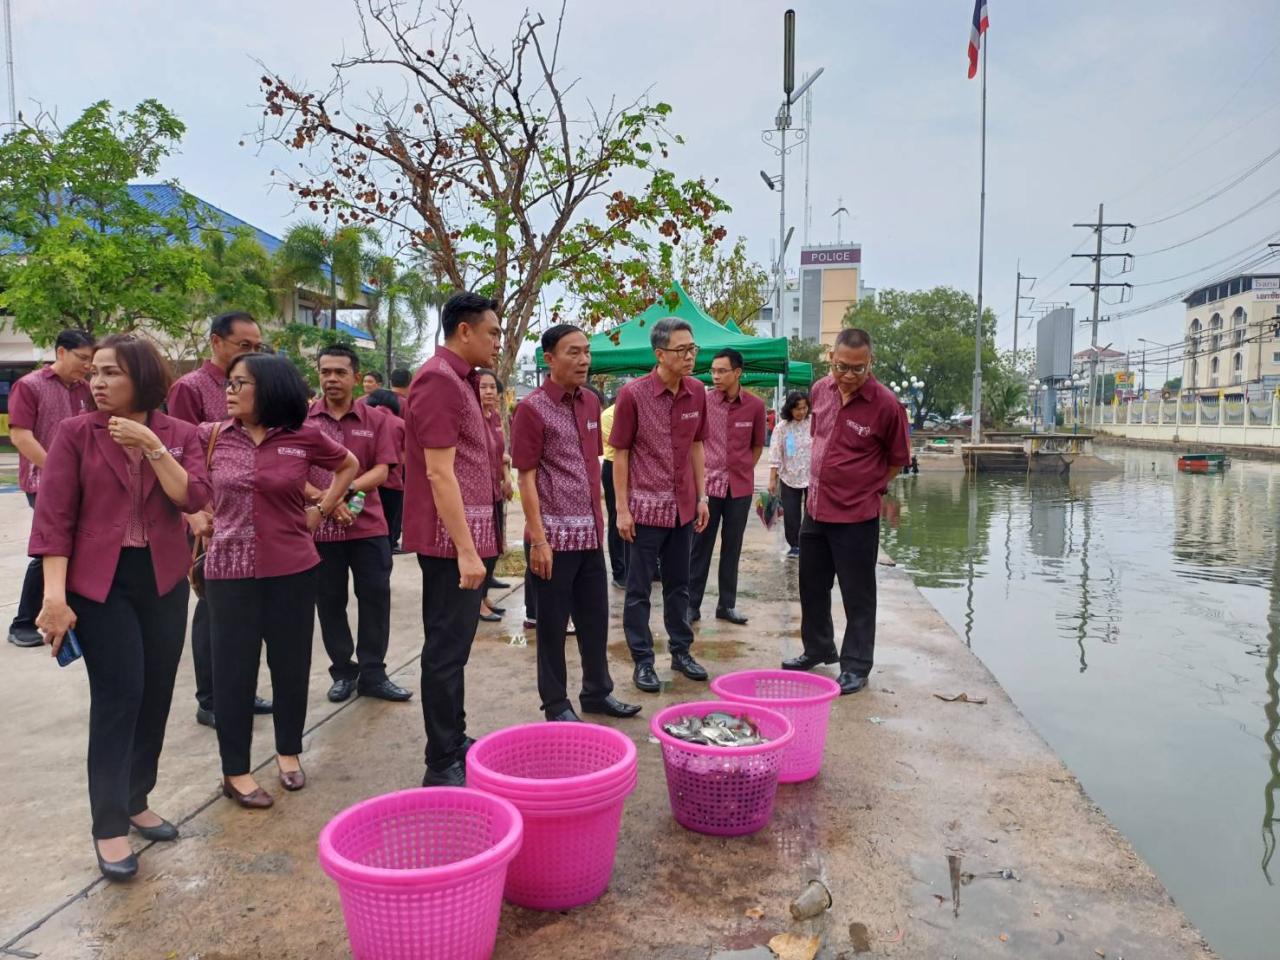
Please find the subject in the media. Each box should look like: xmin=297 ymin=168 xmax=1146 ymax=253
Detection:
xmin=31 ymin=334 xmax=212 ymax=883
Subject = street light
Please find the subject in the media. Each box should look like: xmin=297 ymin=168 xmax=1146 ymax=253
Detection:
xmin=760 ymin=170 xmax=778 ymax=191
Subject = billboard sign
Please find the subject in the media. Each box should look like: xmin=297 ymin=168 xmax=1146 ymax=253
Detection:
xmin=1035 ymin=308 xmax=1075 ymax=380
xmin=799 ymin=245 xmax=861 ymax=266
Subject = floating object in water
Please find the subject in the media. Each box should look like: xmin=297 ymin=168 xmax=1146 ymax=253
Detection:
xmin=661 ymin=711 xmax=768 ymax=747
xmin=1177 ymin=453 xmax=1228 ymax=473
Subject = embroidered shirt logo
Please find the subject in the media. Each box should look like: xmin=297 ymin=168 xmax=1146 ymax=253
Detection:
xmin=277 ymin=446 xmax=308 ymax=458
xmin=351 ymin=429 xmax=374 ymax=438
xmin=168 ymin=446 xmax=184 ymax=457
xmin=846 ymin=419 xmax=871 ymax=437
xmin=733 ymin=420 xmax=753 ymax=428
xmin=587 ymin=420 xmax=599 ymax=431
xmin=681 ymin=411 xmax=701 ymax=420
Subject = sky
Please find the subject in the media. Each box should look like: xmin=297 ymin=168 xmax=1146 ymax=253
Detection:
xmin=7 ymin=0 xmax=1280 ymax=373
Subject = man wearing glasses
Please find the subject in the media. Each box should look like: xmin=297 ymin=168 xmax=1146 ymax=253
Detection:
xmin=167 ymin=311 xmax=272 ymax=727
xmin=7 ymin=329 xmax=95 ymax=648
xmin=609 ymin=316 xmax=711 ymax=693
xmin=782 ymin=328 xmax=912 ymax=695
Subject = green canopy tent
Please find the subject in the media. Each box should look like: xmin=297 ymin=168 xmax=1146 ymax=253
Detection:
xmin=697 ymin=360 xmax=812 ymax=389
xmin=541 ymin=280 xmax=796 ymax=376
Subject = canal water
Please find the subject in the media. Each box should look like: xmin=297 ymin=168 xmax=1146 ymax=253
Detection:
xmin=881 ymin=445 xmax=1279 ymax=960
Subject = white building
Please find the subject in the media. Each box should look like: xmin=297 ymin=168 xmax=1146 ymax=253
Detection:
xmin=1182 ymin=273 xmax=1280 ymax=399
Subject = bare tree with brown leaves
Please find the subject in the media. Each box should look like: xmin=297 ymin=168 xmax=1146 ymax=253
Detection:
xmin=256 ymin=0 xmax=729 ymax=381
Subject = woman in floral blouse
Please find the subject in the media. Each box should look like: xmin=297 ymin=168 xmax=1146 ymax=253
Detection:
xmin=768 ymin=391 xmax=812 ymax=558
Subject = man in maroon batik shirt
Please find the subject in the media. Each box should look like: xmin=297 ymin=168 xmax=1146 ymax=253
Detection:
xmin=512 ymin=324 xmax=641 ymax=723
xmin=166 ymin=311 xmax=271 ymax=727
xmin=609 ymin=317 xmax=711 ymax=694
xmin=782 ymin=328 xmax=912 ymax=695
xmin=305 ymin=345 xmax=410 ymax=706
xmin=403 ymin=292 xmax=503 ymax=787
xmin=7 ymin=329 xmax=94 ymax=648
xmin=688 ymin=347 xmax=766 ymax=627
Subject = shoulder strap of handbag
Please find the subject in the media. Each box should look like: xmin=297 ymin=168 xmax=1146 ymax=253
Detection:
xmin=204 ymin=420 xmax=224 ymax=471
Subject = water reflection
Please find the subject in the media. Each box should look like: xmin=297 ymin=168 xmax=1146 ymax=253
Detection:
xmin=881 ymin=448 xmax=1280 ymax=960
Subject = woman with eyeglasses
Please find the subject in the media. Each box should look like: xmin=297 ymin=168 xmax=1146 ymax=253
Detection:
xmin=201 ymin=354 xmax=358 ymax=808
xmin=31 ymin=335 xmax=212 ymax=882
xmin=768 ymin=390 xmax=812 ymax=558
xmin=476 ymin=369 xmax=512 ymax=623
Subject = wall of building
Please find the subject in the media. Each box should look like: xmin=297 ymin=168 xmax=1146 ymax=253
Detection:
xmin=1182 ymin=277 xmax=1280 ymax=397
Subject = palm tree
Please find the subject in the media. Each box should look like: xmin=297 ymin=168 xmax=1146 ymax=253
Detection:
xmin=365 ymin=255 xmax=439 ymax=374
xmin=273 ymin=222 xmax=379 ymax=330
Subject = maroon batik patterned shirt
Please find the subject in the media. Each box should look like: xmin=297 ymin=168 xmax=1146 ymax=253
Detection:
xmin=198 ymin=421 xmax=351 ymax=580
xmin=608 ymin=369 xmax=707 ymax=528
xmin=305 ymin=399 xmax=398 ymax=542
xmin=704 ymin=389 xmax=766 ymax=500
xmin=166 ymin=360 xmax=228 ymax=426
xmin=401 ymin=346 xmax=499 ymax=559
xmin=8 ymin=367 xmax=94 ymax=494
xmin=808 ymin=375 xmax=913 ymax=524
xmin=510 ymin=381 xmax=603 ymax=551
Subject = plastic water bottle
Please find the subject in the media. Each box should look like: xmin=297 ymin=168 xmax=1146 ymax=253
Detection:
xmin=348 ymin=491 xmax=366 ymax=516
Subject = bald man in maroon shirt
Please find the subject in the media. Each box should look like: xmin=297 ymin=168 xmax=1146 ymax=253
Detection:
xmin=782 ymin=328 xmax=912 ymax=695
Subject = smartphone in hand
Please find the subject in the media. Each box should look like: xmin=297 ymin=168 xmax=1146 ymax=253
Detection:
xmin=56 ymin=628 xmax=83 ymax=668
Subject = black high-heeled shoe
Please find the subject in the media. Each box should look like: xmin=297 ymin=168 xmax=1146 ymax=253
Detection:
xmin=130 ymin=817 xmax=179 ymax=842
xmin=94 ymin=839 xmax=138 ymax=882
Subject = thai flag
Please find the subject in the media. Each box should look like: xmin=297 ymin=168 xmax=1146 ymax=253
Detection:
xmin=968 ymin=0 xmax=989 ymax=79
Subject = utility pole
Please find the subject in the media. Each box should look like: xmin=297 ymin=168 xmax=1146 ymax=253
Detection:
xmin=1071 ymin=203 xmax=1134 ymax=426
xmin=1011 ymin=261 xmax=1035 ymax=360
xmin=3 ymin=0 xmax=15 ymax=127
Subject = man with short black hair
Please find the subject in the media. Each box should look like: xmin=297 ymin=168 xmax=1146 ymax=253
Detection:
xmin=306 ymin=344 xmax=410 ymax=704
xmin=609 ymin=316 xmax=711 ymax=693
xmin=688 ymin=347 xmax=765 ymax=626
xmin=7 ymin=329 xmax=95 ymax=647
xmin=390 ymin=367 xmax=412 ymax=400
xmin=782 ymin=328 xmax=912 ymax=695
xmin=167 ymin=311 xmax=271 ymax=725
xmin=403 ymin=291 xmax=503 ymax=786
xmin=513 ymin=324 xmax=641 ymax=722
xmin=360 ymin=370 xmax=384 ymax=400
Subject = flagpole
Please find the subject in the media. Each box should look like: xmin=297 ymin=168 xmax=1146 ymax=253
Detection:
xmin=970 ymin=36 xmax=987 ymax=446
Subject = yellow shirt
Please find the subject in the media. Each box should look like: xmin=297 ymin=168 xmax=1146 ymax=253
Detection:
xmin=601 ymin=403 xmax=617 ymax=461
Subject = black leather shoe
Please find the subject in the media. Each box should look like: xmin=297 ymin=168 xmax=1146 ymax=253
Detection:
xmin=487 ymin=578 xmax=510 ymax=590
xmin=633 ymin=663 xmax=661 ymax=693
xmin=671 ymin=653 xmax=709 ymax=681
xmin=581 ymin=695 xmax=642 ymax=718
xmin=253 ymin=696 xmax=273 ymax=715
xmin=328 ymin=678 xmax=356 ymax=702
xmin=457 ymin=735 xmax=476 ymax=759
xmin=130 ymin=817 xmax=179 ymax=842
xmin=715 ymin=607 xmax=749 ymax=625
xmin=94 ymin=840 xmax=138 ymax=882
xmin=688 ymin=609 xmax=702 ymax=623
xmin=358 ymin=677 xmax=413 ymax=702
xmin=195 ymin=706 xmax=217 ymax=728
xmin=611 ymin=578 xmax=627 ymax=590
xmin=781 ymin=652 xmax=839 ymax=671
xmin=486 ymin=604 xmax=506 ymax=615
xmin=422 ymin=761 xmax=466 ymax=787
xmin=547 ymin=707 xmax=583 ymax=722
xmin=478 ymin=610 xmax=502 ymax=623
xmin=7 ymin=627 xmax=43 ymax=648
xmin=838 ymin=672 xmax=869 ymax=695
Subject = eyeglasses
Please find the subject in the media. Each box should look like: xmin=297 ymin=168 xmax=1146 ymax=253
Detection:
xmin=226 ymin=377 xmax=255 ymax=394
xmin=660 ymin=344 xmax=700 ymax=358
xmin=227 ymin=340 xmax=266 ymax=353
xmin=70 ymin=350 xmax=94 ymax=364
xmin=832 ymin=362 xmax=869 ymax=376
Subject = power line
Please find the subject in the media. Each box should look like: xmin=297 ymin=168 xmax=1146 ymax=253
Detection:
xmin=1137 ymin=143 xmax=1280 ymax=227
xmin=1111 ymin=248 xmax=1280 ymax=320
xmin=1131 ymin=187 xmax=1280 ymax=256
xmin=1131 ymin=227 xmax=1280 ymax=287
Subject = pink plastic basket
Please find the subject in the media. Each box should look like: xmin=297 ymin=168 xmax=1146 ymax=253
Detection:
xmin=710 ymin=669 xmax=841 ymax=782
xmin=318 ymin=787 xmax=522 ymax=960
xmin=650 ymin=701 xmax=794 ymax=837
xmin=467 ymin=723 xmax=638 ymax=910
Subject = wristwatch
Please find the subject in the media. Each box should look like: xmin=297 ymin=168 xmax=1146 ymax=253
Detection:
xmin=144 ymin=446 xmax=167 ymax=461
xmin=698 ymin=495 xmax=709 ymax=504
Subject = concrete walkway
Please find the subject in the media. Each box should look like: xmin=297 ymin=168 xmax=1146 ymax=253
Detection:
xmin=0 ymin=477 xmax=1215 ymax=959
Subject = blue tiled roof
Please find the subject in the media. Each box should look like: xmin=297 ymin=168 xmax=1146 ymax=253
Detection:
xmin=127 ymin=183 xmax=377 ymax=296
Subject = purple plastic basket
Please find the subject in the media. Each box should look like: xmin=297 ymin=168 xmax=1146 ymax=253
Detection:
xmin=650 ymin=701 xmax=794 ymax=837
xmin=711 ymin=669 xmax=841 ymax=782
xmin=318 ymin=787 xmax=522 ymax=960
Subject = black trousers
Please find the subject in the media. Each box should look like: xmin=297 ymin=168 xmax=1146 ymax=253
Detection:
xmin=207 ymin=569 xmax=318 ymax=776
xmin=600 ymin=460 xmax=628 ymax=582
xmin=418 ymin=555 xmax=483 ymax=771
xmin=780 ymin=481 xmax=808 ymax=550
xmin=70 ymin=548 xmax=188 ymax=839
xmin=483 ymin=501 xmax=505 ymax=601
xmin=10 ymin=493 xmax=42 ymax=633
xmin=382 ymin=488 xmax=404 ymax=551
xmin=531 ymin=548 xmax=613 ymax=716
xmin=316 ymin=536 xmax=392 ymax=684
xmin=523 ymin=542 xmax=538 ymax=621
xmin=799 ymin=516 xmax=880 ymax=676
xmin=190 ymin=592 xmax=214 ymax=712
xmin=622 ymin=521 xmax=694 ymax=665
xmin=689 ymin=494 xmax=752 ymax=614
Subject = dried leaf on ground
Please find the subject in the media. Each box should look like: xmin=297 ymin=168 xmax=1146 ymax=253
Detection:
xmin=933 ymin=692 xmax=988 ymax=704
xmin=744 ymin=905 xmax=765 ymax=920
xmin=768 ymin=932 xmax=821 ymax=960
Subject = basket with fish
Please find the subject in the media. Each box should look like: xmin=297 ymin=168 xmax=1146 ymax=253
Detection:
xmin=711 ymin=669 xmax=842 ymax=783
xmin=650 ymin=701 xmax=795 ymax=837
xmin=466 ymin=723 xmax=637 ymax=910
